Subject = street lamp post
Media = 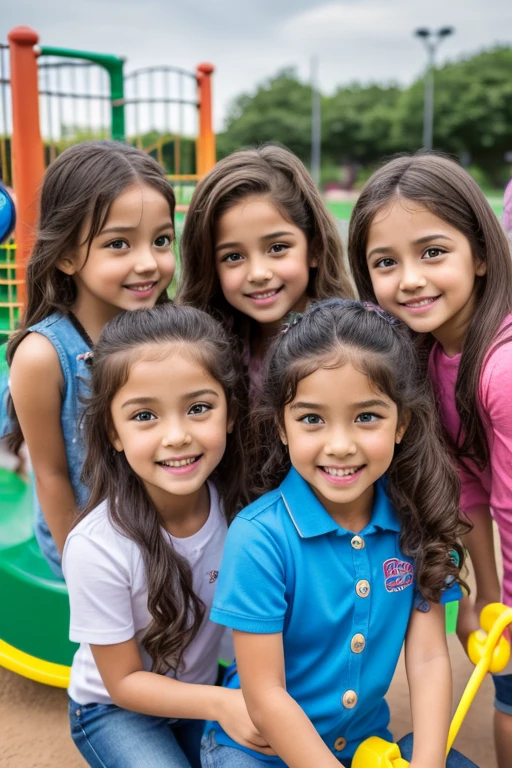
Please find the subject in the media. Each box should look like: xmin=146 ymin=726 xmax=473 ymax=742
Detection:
xmin=310 ymin=55 xmax=321 ymax=187
xmin=414 ymin=26 xmax=455 ymax=150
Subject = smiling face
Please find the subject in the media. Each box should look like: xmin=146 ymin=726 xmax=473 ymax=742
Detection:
xmin=366 ymin=199 xmax=486 ymax=355
xmin=215 ymin=196 xmax=315 ymax=330
xmin=59 ymin=183 xmax=175 ymax=327
xmin=110 ymin=344 xmax=231 ymax=516
xmin=282 ymin=359 xmax=405 ymax=530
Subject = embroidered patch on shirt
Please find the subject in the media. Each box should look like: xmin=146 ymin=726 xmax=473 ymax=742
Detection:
xmin=383 ymin=558 xmax=414 ymax=593
xmin=208 ymin=570 xmax=219 ymax=584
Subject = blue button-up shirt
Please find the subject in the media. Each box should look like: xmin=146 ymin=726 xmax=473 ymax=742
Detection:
xmin=210 ymin=468 xmax=422 ymax=762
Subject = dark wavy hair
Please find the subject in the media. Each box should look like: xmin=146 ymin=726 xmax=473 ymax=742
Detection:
xmin=77 ymin=304 xmax=249 ymax=675
xmin=254 ymin=298 xmax=468 ymax=602
xmin=348 ymin=151 xmax=512 ymax=470
xmin=6 ymin=140 xmax=176 ymax=452
xmin=178 ymin=143 xmax=354 ymax=334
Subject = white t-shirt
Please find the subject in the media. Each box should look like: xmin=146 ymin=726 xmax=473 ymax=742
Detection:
xmin=63 ymin=484 xmax=229 ymax=705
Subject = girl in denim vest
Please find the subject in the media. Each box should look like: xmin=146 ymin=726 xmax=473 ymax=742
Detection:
xmin=5 ymin=141 xmax=176 ymax=577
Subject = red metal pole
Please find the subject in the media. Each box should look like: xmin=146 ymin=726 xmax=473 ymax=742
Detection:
xmin=8 ymin=26 xmax=45 ymax=309
xmin=196 ymin=63 xmax=215 ymax=177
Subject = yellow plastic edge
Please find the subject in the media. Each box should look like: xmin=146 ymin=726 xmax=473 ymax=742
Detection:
xmin=0 ymin=639 xmax=70 ymax=688
xmin=352 ymin=736 xmax=408 ymax=767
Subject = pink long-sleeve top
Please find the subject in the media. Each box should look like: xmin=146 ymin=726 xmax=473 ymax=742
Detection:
xmin=429 ymin=317 xmax=512 ymax=606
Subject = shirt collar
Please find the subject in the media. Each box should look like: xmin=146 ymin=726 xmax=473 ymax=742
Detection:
xmin=279 ymin=467 xmax=400 ymax=539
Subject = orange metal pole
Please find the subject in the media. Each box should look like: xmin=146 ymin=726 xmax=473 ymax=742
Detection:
xmin=196 ymin=63 xmax=215 ymax=177
xmin=8 ymin=26 xmax=45 ymax=309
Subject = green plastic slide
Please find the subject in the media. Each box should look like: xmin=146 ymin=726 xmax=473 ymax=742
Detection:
xmin=0 ymin=468 xmax=76 ymax=687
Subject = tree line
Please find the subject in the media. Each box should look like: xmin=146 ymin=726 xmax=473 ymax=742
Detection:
xmin=216 ymin=46 xmax=512 ymax=189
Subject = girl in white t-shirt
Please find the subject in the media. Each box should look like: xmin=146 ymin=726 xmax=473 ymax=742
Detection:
xmin=63 ymin=304 xmax=271 ymax=768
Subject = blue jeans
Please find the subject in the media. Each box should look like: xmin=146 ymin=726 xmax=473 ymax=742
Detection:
xmin=69 ymin=697 xmax=204 ymax=768
xmin=493 ymin=673 xmax=512 ymax=715
xmin=200 ymin=731 xmax=479 ymax=767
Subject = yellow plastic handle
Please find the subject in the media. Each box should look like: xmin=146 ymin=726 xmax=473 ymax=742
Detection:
xmin=468 ymin=628 xmax=510 ymax=674
xmin=467 ymin=603 xmax=511 ymax=674
xmin=352 ymin=604 xmax=512 ymax=767
xmin=352 ymin=736 xmax=409 ymax=768
xmin=449 ymin=603 xmax=512 ymax=751
xmin=481 ymin=603 xmax=512 ymax=634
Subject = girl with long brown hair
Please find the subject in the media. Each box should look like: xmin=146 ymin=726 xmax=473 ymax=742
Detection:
xmin=63 ymin=304 xmax=268 ymax=768
xmin=348 ymin=151 xmax=512 ymax=768
xmin=178 ymin=143 xmax=353 ymax=401
xmin=202 ymin=300 xmax=473 ymax=768
xmin=5 ymin=140 xmax=176 ymax=577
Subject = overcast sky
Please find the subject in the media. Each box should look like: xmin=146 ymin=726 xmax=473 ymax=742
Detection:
xmin=2 ymin=0 xmax=512 ymax=131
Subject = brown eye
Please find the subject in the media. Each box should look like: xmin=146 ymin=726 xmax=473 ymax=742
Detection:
xmin=222 ymin=252 xmax=243 ymax=263
xmin=423 ymin=248 xmax=443 ymax=259
xmin=269 ymin=243 xmax=287 ymax=254
xmin=188 ymin=403 xmax=211 ymax=415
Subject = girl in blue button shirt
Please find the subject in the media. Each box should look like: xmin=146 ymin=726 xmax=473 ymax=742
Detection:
xmin=201 ymin=299 xmax=477 ymax=768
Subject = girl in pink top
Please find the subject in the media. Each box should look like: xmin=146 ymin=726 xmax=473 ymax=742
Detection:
xmin=177 ymin=144 xmax=354 ymax=402
xmin=348 ymin=152 xmax=512 ymax=768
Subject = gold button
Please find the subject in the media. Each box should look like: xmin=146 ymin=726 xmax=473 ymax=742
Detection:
xmin=351 ymin=535 xmax=365 ymax=549
xmin=334 ymin=737 xmax=347 ymax=751
xmin=342 ymin=690 xmax=358 ymax=709
xmin=355 ymin=579 xmax=370 ymax=598
xmin=351 ymin=633 xmax=365 ymax=653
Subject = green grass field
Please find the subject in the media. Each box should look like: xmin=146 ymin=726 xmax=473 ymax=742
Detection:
xmin=326 ymin=197 xmax=505 ymax=221
xmin=325 ymin=201 xmax=358 ymax=221
xmin=178 ymin=194 xmax=505 ymax=241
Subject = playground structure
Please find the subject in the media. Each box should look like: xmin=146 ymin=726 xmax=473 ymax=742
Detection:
xmin=0 ymin=25 xmax=216 ymax=337
xmin=0 ymin=467 xmax=73 ymax=687
xmin=0 ymin=29 xmax=506 ymax=768
xmin=0 ymin=25 xmax=217 ymax=689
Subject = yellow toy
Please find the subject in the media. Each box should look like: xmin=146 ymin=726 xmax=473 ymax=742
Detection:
xmin=352 ymin=737 xmax=409 ymax=767
xmin=352 ymin=603 xmax=512 ymax=768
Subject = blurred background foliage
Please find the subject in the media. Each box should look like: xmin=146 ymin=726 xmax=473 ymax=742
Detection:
xmin=216 ymin=46 xmax=512 ymax=191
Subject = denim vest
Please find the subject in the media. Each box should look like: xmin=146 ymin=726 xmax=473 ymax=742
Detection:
xmin=0 ymin=380 xmax=9 ymax=438
xmin=28 ymin=312 xmax=92 ymax=578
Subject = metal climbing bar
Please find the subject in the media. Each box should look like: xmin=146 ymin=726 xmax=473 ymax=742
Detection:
xmin=0 ymin=43 xmax=11 ymax=188
xmin=7 ymin=27 xmax=45 ymax=310
xmin=3 ymin=25 xmax=216 ymax=323
xmin=0 ymin=43 xmax=15 ymax=338
xmin=196 ymin=63 xmax=215 ymax=177
xmin=125 ymin=62 xmax=215 ymax=178
xmin=39 ymin=46 xmax=125 ymax=140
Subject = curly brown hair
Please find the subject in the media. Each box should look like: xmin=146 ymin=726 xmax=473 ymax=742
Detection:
xmin=253 ymin=298 xmax=469 ymax=602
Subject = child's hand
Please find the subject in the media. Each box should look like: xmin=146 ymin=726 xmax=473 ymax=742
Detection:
xmin=218 ymin=688 xmax=276 ymax=756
